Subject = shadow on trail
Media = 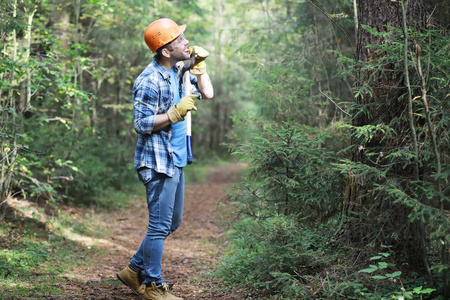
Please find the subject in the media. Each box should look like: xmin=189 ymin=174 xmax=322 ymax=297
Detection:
xmin=1 ymin=163 xmax=249 ymax=299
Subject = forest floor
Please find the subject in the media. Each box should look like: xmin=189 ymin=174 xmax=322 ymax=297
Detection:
xmin=2 ymin=163 xmax=255 ymax=300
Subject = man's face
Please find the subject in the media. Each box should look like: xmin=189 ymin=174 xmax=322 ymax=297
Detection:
xmin=167 ymin=34 xmax=190 ymax=61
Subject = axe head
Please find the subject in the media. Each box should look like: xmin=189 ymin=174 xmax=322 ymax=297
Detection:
xmin=181 ymin=50 xmax=196 ymax=76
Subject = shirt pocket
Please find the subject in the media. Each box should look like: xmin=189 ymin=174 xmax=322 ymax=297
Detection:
xmin=157 ymin=93 xmax=172 ymax=114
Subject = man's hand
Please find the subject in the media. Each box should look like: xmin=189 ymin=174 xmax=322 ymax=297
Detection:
xmin=189 ymin=46 xmax=209 ymax=75
xmin=167 ymin=94 xmax=198 ymax=124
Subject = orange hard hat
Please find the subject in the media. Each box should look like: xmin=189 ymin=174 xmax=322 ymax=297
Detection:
xmin=144 ymin=18 xmax=186 ymax=52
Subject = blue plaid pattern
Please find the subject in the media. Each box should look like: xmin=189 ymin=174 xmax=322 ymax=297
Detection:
xmin=133 ymin=57 xmax=200 ymax=177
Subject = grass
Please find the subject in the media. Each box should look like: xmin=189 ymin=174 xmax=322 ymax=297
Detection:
xmin=0 ymin=196 xmax=113 ymax=298
xmin=0 ymin=221 xmax=95 ymax=298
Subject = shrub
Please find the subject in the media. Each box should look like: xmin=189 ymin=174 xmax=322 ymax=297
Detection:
xmin=217 ymin=214 xmax=329 ymax=298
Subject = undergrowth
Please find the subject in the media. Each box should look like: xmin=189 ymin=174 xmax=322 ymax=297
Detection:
xmin=0 ymin=212 xmax=95 ymax=298
xmin=215 ymin=213 xmax=439 ymax=299
xmin=216 ymin=214 xmax=331 ymax=298
xmin=0 ymin=183 xmax=142 ymax=298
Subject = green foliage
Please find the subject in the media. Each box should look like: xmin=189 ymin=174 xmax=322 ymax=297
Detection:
xmin=0 ymin=205 xmax=108 ymax=297
xmin=252 ymin=61 xmax=318 ymax=124
xmin=0 ymin=0 xmax=100 ymax=204
xmin=216 ymin=215 xmax=328 ymax=298
xmin=355 ymin=248 xmax=437 ymax=299
xmin=233 ymin=121 xmax=342 ymax=223
xmin=0 ymin=219 xmax=80 ymax=281
xmin=219 ymin=0 xmax=355 ymax=298
xmin=1 ymin=0 xmax=449 ymax=298
xmin=221 ymin=1 xmax=449 ymax=299
xmin=334 ymin=19 xmax=450 ymax=297
xmin=0 ymin=0 xmax=236 ymax=209
xmin=0 ymin=1 xmax=27 ymax=38
xmin=0 ymin=240 xmax=50 ymax=278
xmin=221 ymin=120 xmax=347 ymax=298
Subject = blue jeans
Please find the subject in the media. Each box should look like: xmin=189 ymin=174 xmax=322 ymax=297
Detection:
xmin=130 ymin=167 xmax=184 ymax=284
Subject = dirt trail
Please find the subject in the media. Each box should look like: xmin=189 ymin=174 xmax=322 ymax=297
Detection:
xmin=62 ymin=163 xmax=248 ymax=299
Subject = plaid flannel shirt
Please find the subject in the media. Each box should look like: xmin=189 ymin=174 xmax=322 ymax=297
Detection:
xmin=133 ymin=57 xmax=201 ymax=177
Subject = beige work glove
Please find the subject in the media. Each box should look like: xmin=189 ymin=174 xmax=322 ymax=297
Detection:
xmin=189 ymin=46 xmax=209 ymax=75
xmin=167 ymin=94 xmax=198 ymax=124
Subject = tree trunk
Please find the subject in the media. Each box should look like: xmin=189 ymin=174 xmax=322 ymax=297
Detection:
xmin=18 ymin=6 xmax=37 ymax=114
xmin=346 ymin=0 xmax=429 ymax=273
xmin=1 ymin=0 xmax=19 ymax=213
xmin=50 ymin=1 xmax=70 ymax=50
xmin=354 ymin=0 xmax=425 ymax=128
xmin=209 ymin=0 xmax=225 ymax=151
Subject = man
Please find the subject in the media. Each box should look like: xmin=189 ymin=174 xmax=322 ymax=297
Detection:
xmin=117 ymin=18 xmax=213 ymax=300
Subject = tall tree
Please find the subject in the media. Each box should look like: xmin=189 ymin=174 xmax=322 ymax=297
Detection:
xmin=344 ymin=0 xmax=449 ymax=294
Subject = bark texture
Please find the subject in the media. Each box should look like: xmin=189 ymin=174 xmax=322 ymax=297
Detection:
xmin=345 ymin=0 xmax=429 ymax=268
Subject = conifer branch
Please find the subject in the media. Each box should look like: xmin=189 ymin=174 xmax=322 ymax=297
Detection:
xmin=401 ymin=0 xmax=419 ymax=182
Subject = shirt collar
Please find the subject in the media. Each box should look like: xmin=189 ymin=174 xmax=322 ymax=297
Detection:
xmin=151 ymin=57 xmax=182 ymax=80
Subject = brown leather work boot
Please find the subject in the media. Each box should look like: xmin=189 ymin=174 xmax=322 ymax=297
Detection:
xmin=142 ymin=282 xmax=183 ymax=300
xmin=116 ymin=266 xmax=145 ymax=295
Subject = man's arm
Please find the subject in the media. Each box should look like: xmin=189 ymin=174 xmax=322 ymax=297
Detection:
xmin=133 ymin=84 xmax=159 ymax=135
xmin=151 ymin=93 xmax=198 ymax=131
xmin=188 ymin=46 xmax=214 ymax=99
xmin=152 ymin=113 xmax=172 ymax=131
xmin=196 ymin=72 xmax=214 ymax=99
xmin=135 ymin=92 xmax=197 ymax=133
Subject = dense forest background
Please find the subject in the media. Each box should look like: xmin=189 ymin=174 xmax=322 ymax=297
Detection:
xmin=1 ymin=0 xmax=449 ymax=299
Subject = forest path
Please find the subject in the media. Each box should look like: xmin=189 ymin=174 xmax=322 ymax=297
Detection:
xmin=62 ymin=163 xmax=248 ymax=299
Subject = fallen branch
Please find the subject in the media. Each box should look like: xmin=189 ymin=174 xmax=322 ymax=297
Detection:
xmin=318 ymin=89 xmax=351 ymax=117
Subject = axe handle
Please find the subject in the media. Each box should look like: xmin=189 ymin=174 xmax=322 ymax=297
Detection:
xmin=182 ymin=71 xmax=193 ymax=164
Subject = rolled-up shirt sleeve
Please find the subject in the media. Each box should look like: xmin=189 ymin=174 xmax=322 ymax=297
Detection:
xmin=133 ymin=79 xmax=159 ymax=135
